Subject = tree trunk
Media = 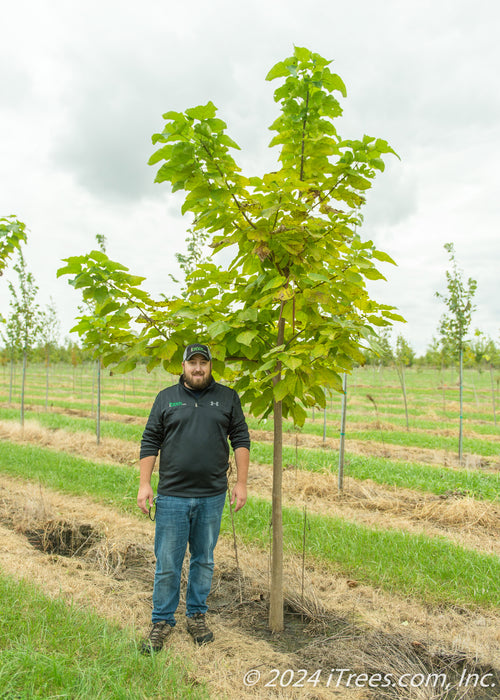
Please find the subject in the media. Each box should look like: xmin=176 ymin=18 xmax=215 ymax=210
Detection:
xmin=322 ymin=389 xmax=327 ymax=443
xmin=269 ymin=312 xmax=285 ymax=632
xmin=459 ymin=346 xmax=463 ymax=463
xmin=20 ymin=348 xmax=27 ymax=428
xmin=490 ymin=365 xmax=497 ymax=426
xmin=45 ymin=348 xmax=50 ymax=411
xmin=96 ymin=358 xmax=101 ymax=445
xmin=9 ymin=358 xmax=14 ymax=404
xmin=338 ymin=372 xmax=347 ymax=492
xmin=269 ymin=396 xmax=284 ymax=631
xmin=396 ymin=363 xmax=409 ymax=431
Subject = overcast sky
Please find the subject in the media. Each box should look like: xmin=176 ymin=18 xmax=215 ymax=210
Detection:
xmin=1 ymin=0 xmax=498 ymax=356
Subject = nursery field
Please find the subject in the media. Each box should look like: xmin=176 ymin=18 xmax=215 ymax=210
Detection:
xmin=0 ymin=362 xmax=499 ymax=699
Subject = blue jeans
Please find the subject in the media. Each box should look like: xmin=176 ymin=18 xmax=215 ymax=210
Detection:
xmin=152 ymin=492 xmax=226 ymax=624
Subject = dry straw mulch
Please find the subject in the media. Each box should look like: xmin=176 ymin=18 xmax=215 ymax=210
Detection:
xmin=0 ymin=474 xmax=499 ymax=699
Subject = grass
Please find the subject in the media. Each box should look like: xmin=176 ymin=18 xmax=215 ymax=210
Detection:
xmin=247 ymin=415 xmax=500 ymax=452
xmin=0 ymin=440 xmax=152 ymax=513
xmin=0 ymin=572 xmax=207 ymax=699
xmin=346 ymin=429 xmax=500 ymax=456
xmin=225 ymin=498 xmax=500 ymax=608
xmin=0 ymin=407 xmax=145 ymax=443
xmin=1 ymin=439 xmax=499 ymax=609
xmin=1 ymin=406 xmax=499 ymax=501
xmin=3 ymin=403 xmax=499 ymax=458
xmin=250 ymin=442 xmax=500 ymax=502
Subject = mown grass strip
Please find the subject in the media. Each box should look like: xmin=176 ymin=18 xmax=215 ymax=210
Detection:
xmin=251 ymin=442 xmax=500 ymax=502
xmin=0 ymin=407 xmax=145 ymax=443
xmin=347 ymin=429 xmax=500 ymax=456
xmin=225 ymin=498 xmax=500 ymax=609
xmin=248 ymin=416 xmax=500 ymax=444
xmin=0 ymin=396 xmax=152 ymax=418
xmin=0 ymin=440 xmax=150 ymax=513
xmin=0 ymin=572 xmax=207 ymax=699
xmin=1 ymin=440 xmax=499 ymax=609
xmin=1 ymin=409 xmax=499 ymax=501
xmin=247 ymin=415 xmax=500 ymax=451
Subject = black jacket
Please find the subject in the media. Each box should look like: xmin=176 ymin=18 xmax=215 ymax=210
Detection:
xmin=140 ymin=376 xmax=250 ymax=497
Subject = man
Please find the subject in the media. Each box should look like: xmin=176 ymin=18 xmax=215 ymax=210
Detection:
xmin=138 ymin=343 xmax=250 ymax=654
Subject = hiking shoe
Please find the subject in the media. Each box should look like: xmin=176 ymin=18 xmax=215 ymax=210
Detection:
xmin=186 ymin=613 xmax=214 ymax=645
xmin=140 ymin=620 xmax=173 ymax=654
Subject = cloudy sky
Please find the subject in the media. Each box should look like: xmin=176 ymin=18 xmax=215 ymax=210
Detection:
xmin=1 ymin=0 xmax=498 ymax=356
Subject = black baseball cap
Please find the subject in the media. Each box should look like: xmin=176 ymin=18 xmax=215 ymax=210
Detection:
xmin=183 ymin=343 xmax=212 ymax=362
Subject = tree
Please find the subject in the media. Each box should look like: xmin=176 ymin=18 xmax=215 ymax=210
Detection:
xmin=394 ymin=334 xmax=414 ymax=430
xmin=435 ymin=243 xmax=477 ymax=462
xmin=59 ymin=47 xmax=402 ymax=631
xmin=38 ymin=298 xmax=61 ymax=410
xmin=170 ymin=226 xmax=211 ymax=287
xmin=0 ymin=216 xmax=27 ymax=279
xmin=3 ymin=250 xmax=42 ymax=425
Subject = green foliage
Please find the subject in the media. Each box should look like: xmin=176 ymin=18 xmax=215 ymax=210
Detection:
xmin=58 ymin=47 xmax=403 ymax=426
xmin=395 ymin=334 xmax=415 ymax=367
xmin=1 ymin=250 xmax=42 ymax=358
xmin=0 ymin=215 xmax=27 ymax=277
xmin=171 ymin=225 xmax=211 ymax=286
xmin=436 ymin=243 xmax=477 ymax=359
xmin=57 ymin=249 xmax=152 ymax=362
xmin=38 ymin=298 xmax=61 ymax=354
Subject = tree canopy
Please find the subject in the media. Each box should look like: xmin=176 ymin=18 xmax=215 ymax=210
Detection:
xmin=59 ymin=47 xmax=403 ymax=425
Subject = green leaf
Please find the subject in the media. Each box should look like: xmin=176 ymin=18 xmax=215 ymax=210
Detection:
xmin=372 ymin=250 xmax=397 ymax=265
xmin=185 ymin=102 xmax=217 ymax=121
xmin=206 ymin=320 xmax=232 ymax=337
xmin=363 ymin=268 xmax=386 ymax=281
xmin=262 ymin=276 xmax=286 ymax=292
xmin=282 ymin=355 xmax=302 ymax=370
xmin=236 ymin=330 xmax=259 ymax=346
xmin=273 ymin=378 xmax=290 ymax=402
xmin=265 ymin=61 xmax=291 ymax=81
xmin=293 ymin=46 xmax=312 ymax=62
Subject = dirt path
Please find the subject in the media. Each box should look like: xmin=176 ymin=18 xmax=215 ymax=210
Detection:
xmin=2 ymin=419 xmax=499 ymax=559
xmin=0 ymin=473 xmax=499 ymax=700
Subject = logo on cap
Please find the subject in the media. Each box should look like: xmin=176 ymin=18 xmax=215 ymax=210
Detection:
xmin=183 ymin=344 xmax=212 ymax=361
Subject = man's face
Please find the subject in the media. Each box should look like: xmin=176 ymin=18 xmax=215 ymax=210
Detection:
xmin=182 ymin=354 xmax=212 ymax=391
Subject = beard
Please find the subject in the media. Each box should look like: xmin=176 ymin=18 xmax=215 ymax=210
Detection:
xmin=183 ymin=371 xmax=212 ymax=391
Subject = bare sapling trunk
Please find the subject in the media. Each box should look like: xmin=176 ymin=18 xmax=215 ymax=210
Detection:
xmin=20 ymin=347 xmax=27 ymax=428
xmin=269 ymin=313 xmax=285 ymax=632
xmin=45 ymin=348 xmax=49 ymax=411
xmin=96 ymin=357 xmax=101 ymax=445
xmin=322 ymin=390 xmax=327 ymax=443
xmin=9 ymin=358 xmax=14 ymax=404
xmin=459 ymin=346 xmax=463 ymax=463
xmin=396 ymin=362 xmax=409 ymax=431
xmin=338 ymin=372 xmax=347 ymax=492
xmin=490 ymin=365 xmax=497 ymax=426
xmin=270 ymin=395 xmax=284 ymax=631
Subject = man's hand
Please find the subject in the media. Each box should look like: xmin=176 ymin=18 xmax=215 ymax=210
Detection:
xmin=137 ymin=483 xmax=155 ymax=514
xmin=138 ymin=455 xmax=157 ymax=514
xmin=230 ymin=482 xmax=247 ymax=512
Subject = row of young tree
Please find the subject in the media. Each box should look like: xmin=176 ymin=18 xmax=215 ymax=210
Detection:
xmin=3 ymin=324 xmax=500 ymax=372
xmin=365 ymin=329 xmax=500 ymax=370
